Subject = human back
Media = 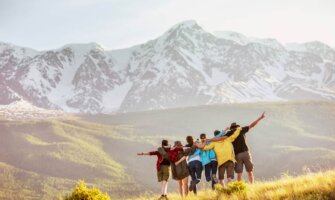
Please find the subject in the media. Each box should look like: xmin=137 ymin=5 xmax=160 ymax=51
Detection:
xmin=204 ymin=128 xmax=242 ymax=166
xmin=211 ymin=137 xmax=236 ymax=166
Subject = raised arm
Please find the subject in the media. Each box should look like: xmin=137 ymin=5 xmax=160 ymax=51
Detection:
xmin=249 ymin=112 xmax=266 ymax=129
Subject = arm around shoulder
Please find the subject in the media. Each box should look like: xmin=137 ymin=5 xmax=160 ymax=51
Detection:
xmin=207 ymin=136 xmax=228 ymax=142
xmin=227 ymin=127 xmax=242 ymax=142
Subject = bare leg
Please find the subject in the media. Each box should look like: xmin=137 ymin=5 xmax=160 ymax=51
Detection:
xmin=178 ymin=180 xmax=183 ymax=197
xmin=227 ymin=177 xmax=233 ymax=184
xmin=183 ymin=177 xmax=189 ymax=196
xmin=247 ymin=171 xmax=254 ymax=184
xmin=160 ymin=181 xmax=164 ymax=195
xmin=219 ymin=179 xmax=225 ymax=186
xmin=164 ymin=181 xmax=168 ymax=195
xmin=237 ymin=173 xmax=243 ymax=181
xmin=161 ymin=181 xmax=168 ymax=195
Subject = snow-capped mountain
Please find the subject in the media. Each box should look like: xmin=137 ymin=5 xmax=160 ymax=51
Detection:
xmin=1 ymin=20 xmax=335 ymax=113
xmin=0 ymin=100 xmax=68 ymax=120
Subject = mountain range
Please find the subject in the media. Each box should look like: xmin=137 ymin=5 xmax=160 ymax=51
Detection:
xmin=1 ymin=20 xmax=335 ymax=113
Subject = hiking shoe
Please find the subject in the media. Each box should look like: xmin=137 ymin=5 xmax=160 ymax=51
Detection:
xmin=189 ymin=180 xmax=195 ymax=192
xmin=211 ymin=180 xmax=216 ymax=190
xmin=194 ymin=184 xmax=197 ymax=194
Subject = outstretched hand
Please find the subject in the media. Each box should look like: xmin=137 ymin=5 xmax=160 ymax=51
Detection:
xmin=249 ymin=112 xmax=266 ymax=129
xmin=137 ymin=152 xmax=144 ymax=156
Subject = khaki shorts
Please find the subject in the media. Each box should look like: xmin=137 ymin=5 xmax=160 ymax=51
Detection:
xmin=218 ymin=161 xmax=234 ymax=180
xmin=157 ymin=165 xmax=170 ymax=182
xmin=235 ymin=151 xmax=254 ymax=173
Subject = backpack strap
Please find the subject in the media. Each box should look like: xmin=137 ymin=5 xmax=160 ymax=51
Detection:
xmin=158 ymin=147 xmax=169 ymax=160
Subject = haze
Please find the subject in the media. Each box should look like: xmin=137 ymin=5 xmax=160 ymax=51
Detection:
xmin=1 ymin=0 xmax=335 ymax=50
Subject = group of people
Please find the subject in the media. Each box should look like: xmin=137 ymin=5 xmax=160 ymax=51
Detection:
xmin=137 ymin=112 xmax=265 ymax=200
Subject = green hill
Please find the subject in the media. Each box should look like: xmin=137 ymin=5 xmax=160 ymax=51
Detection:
xmin=85 ymin=101 xmax=335 ymax=180
xmin=0 ymin=101 xmax=334 ymax=199
xmin=0 ymin=119 xmax=145 ymax=199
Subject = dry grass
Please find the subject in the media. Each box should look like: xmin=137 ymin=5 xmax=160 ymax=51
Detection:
xmin=132 ymin=169 xmax=335 ymax=200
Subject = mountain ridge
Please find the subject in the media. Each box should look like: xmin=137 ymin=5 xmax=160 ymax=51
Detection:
xmin=1 ymin=20 xmax=335 ymax=113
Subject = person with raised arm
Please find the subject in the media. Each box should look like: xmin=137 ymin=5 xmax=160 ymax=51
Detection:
xmin=207 ymin=112 xmax=266 ymax=184
xmin=195 ymin=127 xmax=242 ymax=186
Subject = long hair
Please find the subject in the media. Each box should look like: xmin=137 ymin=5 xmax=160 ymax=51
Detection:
xmin=186 ymin=136 xmax=193 ymax=146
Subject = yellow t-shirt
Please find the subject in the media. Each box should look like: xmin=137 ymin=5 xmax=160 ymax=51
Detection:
xmin=203 ymin=127 xmax=242 ymax=166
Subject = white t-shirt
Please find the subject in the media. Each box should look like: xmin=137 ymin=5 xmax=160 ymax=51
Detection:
xmin=188 ymin=154 xmax=201 ymax=163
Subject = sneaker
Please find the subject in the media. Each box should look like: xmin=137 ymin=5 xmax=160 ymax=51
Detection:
xmin=158 ymin=195 xmax=165 ymax=200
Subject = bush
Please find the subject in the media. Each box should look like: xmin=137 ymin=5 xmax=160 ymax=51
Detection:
xmin=215 ymin=181 xmax=248 ymax=195
xmin=63 ymin=180 xmax=111 ymax=200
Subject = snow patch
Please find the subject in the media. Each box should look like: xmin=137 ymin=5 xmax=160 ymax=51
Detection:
xmin=102 ymin=81 xmax=133 ymax=112
xmin=285 ymin=43 xmax=307 ymax=52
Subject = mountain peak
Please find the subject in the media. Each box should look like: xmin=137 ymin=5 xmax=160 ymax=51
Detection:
xmin=167 ymin=20 xmax=203 ymax=33
xmin=154 ymin=20 xmax=206 ymax=49
xmin=60 ymin=42 xmax=104 ymax=52
xmin=172 ymin=20 xmax=198 ymax=28
xmin=0 ymin=41 xmax=38 ymax=57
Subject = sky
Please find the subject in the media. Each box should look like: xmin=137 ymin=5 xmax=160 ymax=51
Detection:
xmin=1 ymin=0 xmax=335 ymax=50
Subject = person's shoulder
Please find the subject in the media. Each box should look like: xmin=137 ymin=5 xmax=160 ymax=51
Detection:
xmin=225 ymin=130 xmax=234 ymax=136
xmin=164 ymin=147 xmax=171 ymax=152
xmin=242 ymin=126 xmax=250 ymax=133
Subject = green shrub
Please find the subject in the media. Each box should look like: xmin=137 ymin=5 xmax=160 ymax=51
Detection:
xmin=63 ymin=180 xmax=110 ymax=200
xmin=215 ymin=181 xmax=248 ymax=195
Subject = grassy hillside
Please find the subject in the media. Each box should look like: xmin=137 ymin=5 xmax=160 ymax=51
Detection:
xmin=0 ymin=119 xmax=146 ymax=199
xmin=0 ymin=161 xmax=75 ymax=200
xmin=85 ymin=101 xmax=335 ymax=180
xmin=132 ymin=169 xmax=335 ymax=200
xmin=0 ymin=101 xmax=334 ymax=199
